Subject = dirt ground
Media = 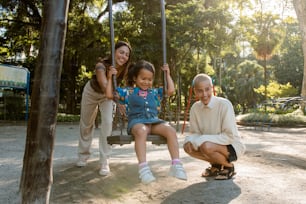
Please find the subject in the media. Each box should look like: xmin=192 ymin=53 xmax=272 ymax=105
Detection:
xmin=0 ymin=122 xmax=306 ymax=204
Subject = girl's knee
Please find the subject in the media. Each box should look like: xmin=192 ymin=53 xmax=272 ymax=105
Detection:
xmin=164 ymin=126 xmax=177 ymax=137
xmin=131 ymin=125 xmax=147 ymax=137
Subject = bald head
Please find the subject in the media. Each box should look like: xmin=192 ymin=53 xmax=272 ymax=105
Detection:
xmin=192 ymin=73 xmax=213 ymax=87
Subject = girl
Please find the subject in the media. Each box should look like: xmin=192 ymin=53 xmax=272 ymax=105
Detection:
xmin=77 ymin=41 xmax=132 ymax=176
xmin=106 ymin=60 xmax=187 ymax=184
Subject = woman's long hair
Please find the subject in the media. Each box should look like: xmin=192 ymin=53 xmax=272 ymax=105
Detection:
xmin=97 ymin=41 xmax=132 ymax=85
xmin=98 ymin=41 xmax=132 ymax=67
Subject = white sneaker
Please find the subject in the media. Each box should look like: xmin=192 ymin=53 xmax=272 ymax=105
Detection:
xmin=139 ymin=165 xmax=156 ymax=184
xmin=169 ymin=163 xmax=187 ymax=180
xmin=76 ymin=158 xmax=87 ymax=167
xmin=99 ymin=162 xmax=110 ymax=176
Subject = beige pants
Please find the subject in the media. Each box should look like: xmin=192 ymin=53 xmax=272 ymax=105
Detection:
xmin=78 ymin=81 xmax=114 ymax=164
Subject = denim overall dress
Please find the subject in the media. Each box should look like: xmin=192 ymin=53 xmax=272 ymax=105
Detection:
xmin=116 ymin=87 xmax=164 ymax=134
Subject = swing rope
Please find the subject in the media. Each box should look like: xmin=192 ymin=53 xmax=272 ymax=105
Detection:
xmin=108 ymin=0 xmax=116 ymax=88
xmin=160 ymin=0 xmax=169 ymax=121
xmin=108 ymin=0 xmax=125 ymax=136
xmin=161 ymin=0 xmax=167 ymax=96
xmin=107 ymin=0 xmax=168 ymax=145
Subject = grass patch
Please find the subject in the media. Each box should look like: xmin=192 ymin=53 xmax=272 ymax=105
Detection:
xmin=237 ymin=109 xmax=306 ymax=127
xmin=57 ymin=113 xmax=80 ymax=122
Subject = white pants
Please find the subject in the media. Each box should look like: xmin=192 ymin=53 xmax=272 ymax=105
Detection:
xmin=78 ymin=82 xmax=113 ymax=164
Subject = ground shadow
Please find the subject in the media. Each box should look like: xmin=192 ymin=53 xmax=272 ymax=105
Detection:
xmin=161 ymin=179 xmax=241 ymax=204
xmin=50 ymin=161 xmax=139 ymax=203
xmin=245 ymin=148 xmax=306 ymax=170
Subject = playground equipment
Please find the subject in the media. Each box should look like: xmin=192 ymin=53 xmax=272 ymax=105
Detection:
xmin=107 ymin=0 xmax=169 ymax=145
xmin=0 ymin=64 xmax=30 ymax=120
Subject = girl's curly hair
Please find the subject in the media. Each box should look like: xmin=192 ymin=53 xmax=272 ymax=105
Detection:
xmin=126 ymin=60 xmax=155 ymax=86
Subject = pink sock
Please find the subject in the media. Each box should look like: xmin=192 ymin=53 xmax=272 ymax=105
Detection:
xmin=172 ymin=159 xmax=180 ymax=165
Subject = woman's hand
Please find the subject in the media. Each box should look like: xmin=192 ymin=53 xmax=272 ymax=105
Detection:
xmin=107 ymin=66 xmax=117 ymax=80
xmin=106 ymin=66 xmax=118 ymax=99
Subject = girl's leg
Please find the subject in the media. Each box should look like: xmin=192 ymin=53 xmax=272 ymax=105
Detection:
xmin=151 ymin=123 xmax=179 ymax=160
xmin=151 ymin=123 xmax=187 ymax=180
xmin=131 ymin=124 xmax=156 ymax=184
xmin=131 ymin=123 xmax=150 ymax=164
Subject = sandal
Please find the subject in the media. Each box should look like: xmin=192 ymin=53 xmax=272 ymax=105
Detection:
xmin=215 ymin=165 xmax=236 ymax=180
xmin=201 ymin=164 xmax=222 ymax=177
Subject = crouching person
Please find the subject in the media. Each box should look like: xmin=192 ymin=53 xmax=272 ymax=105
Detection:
xmin=183 ymin=73 xmax=245 ymax=180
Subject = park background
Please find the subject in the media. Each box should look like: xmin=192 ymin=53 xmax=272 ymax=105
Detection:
xmin=1 ymin=0 xmax=306 ymax=126
xmin=1 ymin=0 xmax=306 ymax=203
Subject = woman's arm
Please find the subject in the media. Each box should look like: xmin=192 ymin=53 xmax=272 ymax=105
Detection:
xmin=105 ymin=66 xmax=117 ymax=99
xmin=95 ymin=62 xmax=108 ymax=93
xmin=106 ymin=68 xmax=127 ymax=115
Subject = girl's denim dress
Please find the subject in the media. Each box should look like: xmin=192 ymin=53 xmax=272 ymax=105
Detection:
xmin=116 ymin=87 xmax=164 ymax=134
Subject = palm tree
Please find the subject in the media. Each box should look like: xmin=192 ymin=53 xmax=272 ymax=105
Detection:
xmin=293 ymin=0 xmax=306 ymax=113
xmin=245 ymin=12 xmax=285 ymax=110
xmin=227 ymin=60 xmax=264 ymax=113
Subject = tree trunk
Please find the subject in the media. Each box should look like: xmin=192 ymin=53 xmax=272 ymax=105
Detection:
xmin=293 ymin=0 xmax=306 ymax=112
xmin=19 ymin=0 xmax=70 ymax=203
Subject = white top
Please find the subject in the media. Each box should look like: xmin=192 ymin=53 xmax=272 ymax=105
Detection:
xmin=185 ymin=96 xmax=245 ymax=158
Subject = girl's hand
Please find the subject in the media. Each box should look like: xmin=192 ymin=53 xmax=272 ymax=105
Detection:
xmin=161 ymin=63 xmax=170 ymax=75
xmin=108 ymin=66 xmax=117 ymax=80
xmin=161 ymin=63 xmax=175 ymax=96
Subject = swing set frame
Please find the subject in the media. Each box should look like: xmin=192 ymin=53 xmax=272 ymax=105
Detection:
xmin=107 ymin=0 xmax=168 ymax=145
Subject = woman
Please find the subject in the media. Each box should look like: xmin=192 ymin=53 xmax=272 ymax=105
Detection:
xmin=77 ymin=41 xmax=132 ymax=176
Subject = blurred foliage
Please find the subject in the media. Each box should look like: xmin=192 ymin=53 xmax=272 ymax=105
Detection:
xmin=226 ymin=60 xmax=264 ymax=113
xmin=254 ymin=81 xmax=298 ymax=99
xmin=0 ymin=0 xmax=304 ymax=120
xmin=56 ymin=113 xmax=80 ymax=122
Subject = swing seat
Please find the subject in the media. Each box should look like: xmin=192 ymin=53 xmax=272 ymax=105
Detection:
xmin=107 ymin=134 xmax=167 ymax=146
